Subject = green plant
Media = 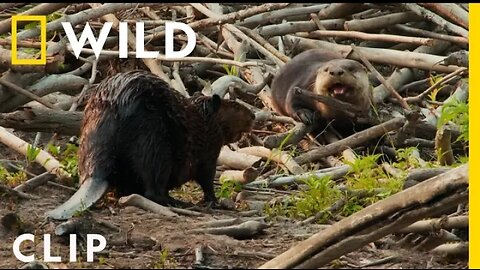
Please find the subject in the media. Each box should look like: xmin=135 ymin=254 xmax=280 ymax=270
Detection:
xmin=0 ymin=165 xmax=28 ymax=187
xmin=153 ymin=248 xmax=177 ymax=269
xmin=427 ymin=74 xmax=447 ymax=102
xmin=216 ymin=178 xmax=242 ymax=199
xmin=291 ymin=175 xmax=340 ymax=220
xmin=26 ymin=144 xmax=41 ymax=164
xmin=437 ymin=98 xmax=469 ymax=143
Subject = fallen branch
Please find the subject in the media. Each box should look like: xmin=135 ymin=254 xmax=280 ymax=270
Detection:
xmin=282 ymin=36 xmax=460 ymax=73
xmin=118 ymin=194 xmax=179 ymax=218
xmin=259 ymin=164 xmax=468 ymax=268
xmin=404 ymin=67 xmax=468 ymax=103
xmin=300 ymin=29 xmax=434 ymax=46
xmin=189 ymin=220 xmax=268 ymax=239
xmin=14 ymin=172 xmax=56 ymax=193
xmin=0 ymin=183 xmax=39 ymax=200
xmin=351 ymin=45 xmax=411 ymax=110
xmin=397 ymin=216 xmax=468 ymax=234
xmin=295 ymin=117 xmax=406 ymax=165
xmin=391 ymin=24 xmax=468 ymax=46
xmin=403 ymin=3 xmax=468 ymax=38
xmin=246 ymin=165 xmax=350 ymax=188
xmin=0 ymin=107 xmax=82 ymax=136
xmin=0 ymin=78 xmax=58 ymax=110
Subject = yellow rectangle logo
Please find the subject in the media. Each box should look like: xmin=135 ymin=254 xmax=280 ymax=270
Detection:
xmin=11 ymin=15 xmax=46 ymax=65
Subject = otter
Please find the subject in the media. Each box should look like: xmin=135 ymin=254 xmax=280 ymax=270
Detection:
xmin=47 ymin=70 xmax=255 ymax=220
xmin=271 ymin=49 xmax=372 ymax=135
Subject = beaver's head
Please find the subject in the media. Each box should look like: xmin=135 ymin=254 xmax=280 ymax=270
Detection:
xmin=190 ymin=93 xmax=255 ymax=144
xmin=313 ymin=59 xmax=371 ymax=105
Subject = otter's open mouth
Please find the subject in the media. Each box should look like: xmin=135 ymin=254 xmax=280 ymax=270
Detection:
xmin=329 ymin=83 xmax=352 ymax=95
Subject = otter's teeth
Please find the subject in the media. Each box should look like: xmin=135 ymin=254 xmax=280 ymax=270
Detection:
xmin=332 ymin=85 xmax=347 ymax=95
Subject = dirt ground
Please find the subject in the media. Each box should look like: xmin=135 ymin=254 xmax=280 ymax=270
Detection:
xmin=0 ymin=132 xmax=469 ymax=269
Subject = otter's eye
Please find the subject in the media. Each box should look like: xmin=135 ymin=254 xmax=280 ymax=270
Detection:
xmin=324 ymin=67 xmax=329 ymax=72
xmin=348 ymin=66 xmax=355 ymax=72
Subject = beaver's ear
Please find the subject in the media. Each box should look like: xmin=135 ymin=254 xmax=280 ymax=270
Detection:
xmin=211 ymin=94 xmax=221 ymax=113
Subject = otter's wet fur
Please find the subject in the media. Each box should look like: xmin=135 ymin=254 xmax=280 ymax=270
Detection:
xmin=271 ymin=49 xmax=372 ymax=135
xmin=47 ymin=70 xmax=254 ymax=220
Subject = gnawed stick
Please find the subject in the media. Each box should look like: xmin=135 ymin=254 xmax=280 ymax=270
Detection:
xmin=219 ymin=167 xmax=259 ymax=184
xmin=118 ymin=194 xmax=178 ymax=218
xmin=189 ymin=220 xmax=269 ymax=239
xmin=435 ymin=126 xmax=454 ymax=166
xmin=0 ymin=126 xmax=69 ymax=178
xmin=236 ymin=146 xmax=305 ymax=175
xmin=431 ymin=242 xmax=468 ymax=257
xmin=397 ymin=216 xmax=468 ymax=234
xmin=217 ymin=146 xmax=262 ymax=170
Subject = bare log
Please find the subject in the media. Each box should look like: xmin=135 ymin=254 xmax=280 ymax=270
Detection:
xmin=420 ymin=4 xmax=468 ymax=29
xmin=0 ymin=107 xmax=82 ymax=136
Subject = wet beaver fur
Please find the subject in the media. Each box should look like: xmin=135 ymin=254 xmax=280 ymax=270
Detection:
xmin=271 ymin=49 xmax=372 ymax=136
xmin=47 ymin=70 xmax=255 ymax=220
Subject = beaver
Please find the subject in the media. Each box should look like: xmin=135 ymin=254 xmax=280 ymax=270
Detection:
xmin=47 ymin=70 xmax=255 ymax=220
xmin=271 ymin=49 xmax=372 ymax=136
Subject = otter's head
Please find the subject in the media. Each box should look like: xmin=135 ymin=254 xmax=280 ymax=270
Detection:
xmin=314 ymin=59 xmax=370 ymax=104
xmin=190 ymin=93 xmax=255 ymax=144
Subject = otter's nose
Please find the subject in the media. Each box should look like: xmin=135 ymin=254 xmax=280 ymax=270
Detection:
xmin=329 ymin=67 xmax=344 ymax=77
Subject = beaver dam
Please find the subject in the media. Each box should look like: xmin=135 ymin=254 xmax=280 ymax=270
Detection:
xmin=0 ymin=3 xmax=469 ymax=269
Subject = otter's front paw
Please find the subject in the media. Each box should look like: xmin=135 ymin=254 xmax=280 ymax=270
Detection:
xmin=293 ymin=109 xmax=316 ymax=125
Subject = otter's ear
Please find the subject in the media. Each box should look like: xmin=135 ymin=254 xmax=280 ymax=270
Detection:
xmin=211 ymin=94 xmax=221 ymax=113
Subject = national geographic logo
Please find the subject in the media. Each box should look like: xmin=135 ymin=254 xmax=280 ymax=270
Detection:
xmin=10 ymin=15 xmax=197 ymax=66
xmin=11 ymin=15 xmax=47 ymax=65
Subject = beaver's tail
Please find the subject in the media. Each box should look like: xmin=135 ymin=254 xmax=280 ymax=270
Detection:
xmin=46 ymin=177 xmax=109 ymax=220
